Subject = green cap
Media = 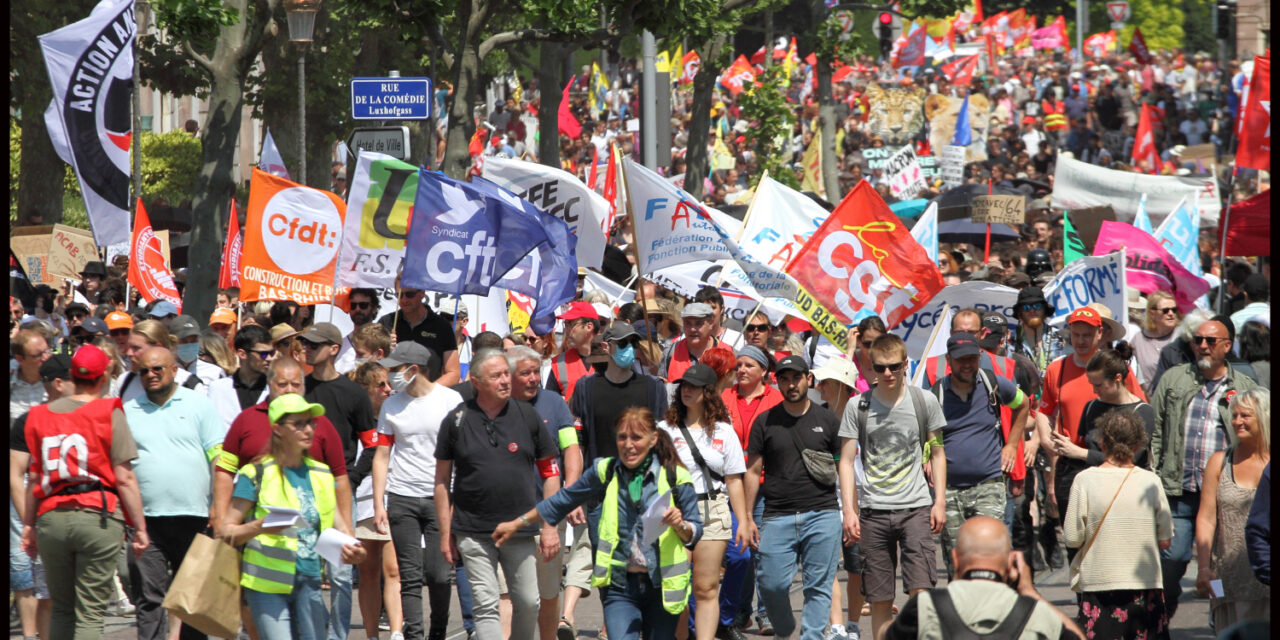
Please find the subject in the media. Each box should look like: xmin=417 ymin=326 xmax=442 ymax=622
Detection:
xmin=268 ymin=393 xmax=326 ymax=425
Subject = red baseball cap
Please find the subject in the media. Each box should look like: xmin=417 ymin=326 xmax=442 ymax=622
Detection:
xmin=1067 ymin=307 xmax=1102 ymax=327
xmin=71 ymin=344 xmax=110 ymax=380
xmin=786 ymin=317 xmax=812 ymax=333
xmin=557 ymin=301 xmax=599 ymax=323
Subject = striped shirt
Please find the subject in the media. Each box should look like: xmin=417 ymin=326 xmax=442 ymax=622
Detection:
xmin=1182 ymin=376 xmax=1229 ymax=492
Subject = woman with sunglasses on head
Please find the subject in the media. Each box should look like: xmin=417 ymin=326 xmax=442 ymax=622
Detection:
xmin=1130 ymin=292 xmax=1181 ymax=395
xmin=658 ymin=364 xmax=750 ymax=640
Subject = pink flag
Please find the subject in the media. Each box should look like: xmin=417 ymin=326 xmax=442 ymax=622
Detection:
xmin=1093 ymin=221 xmax=1209 ymax=312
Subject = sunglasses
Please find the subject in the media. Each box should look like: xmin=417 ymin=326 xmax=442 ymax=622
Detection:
xmin=482 ymin=418 xmax=499 ymax=448
xmin=1152 ymin=306 xmax=1179 ymax=315
xmin=110 ymin=328 xmax=132 ymax=336
xmin=350 ymin=301 xmax=374 ymax=310
xmin=744 ymin=323 xmax=771 ymax=333
xmin=872 ymin=361 xmax=907 ymax=373
xmin=138 ymin=365 xmax=169 ymax=377
xmin=248 ymin=349 xmax=276 ymax=360
xmin=278 ymin=419 xmax=315 ymax=430
xmin=301 ymin=341 xmax=334 ymax=350
xmin=1018 ymin=302 xmax=1045 ymax=311
xmin=398 ymin=291 xmax=422 ymax=299
xmin=1192 ymin=336 xmax=1224 ymax=346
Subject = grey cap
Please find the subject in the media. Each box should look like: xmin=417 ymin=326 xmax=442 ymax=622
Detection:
xmin=377 ymin=342 xmax=434 ymax=369
xmin=602 ymin=322 xmax=639 ymax=342
xmin=76 ymin=316 xmax=109 ymax=336
xmin=170 ymin=315 xmax=200 ymax=340
xmin=682 ymin=302 xmax=715 ymax=318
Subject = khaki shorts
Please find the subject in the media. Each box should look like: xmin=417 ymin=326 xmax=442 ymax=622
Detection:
xmin=355 ymin=517 xmax=391 ymax=542
xmin=697 ymin=493 xmax=733 ymax=542
xmin=564 ymin=522 xmax=594 ymax=593
xmin=496 ymin=523 xmax=566 ymax=600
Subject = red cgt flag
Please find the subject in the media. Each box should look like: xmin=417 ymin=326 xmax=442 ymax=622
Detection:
xmin=1129 ymin=27 xmax=1154 ymax=65
xmin=128 ymin=199 xmax=182 ymax=311
xmin=941 ymin=54 xmax=980 ymax=86
xmin=1132 ymin=104 xmax=1161 ymax=172
xmin=219 ymin=199 xmax=243 ymax=289
xmin=1236 ymin=54 xmax=1271 ymax=171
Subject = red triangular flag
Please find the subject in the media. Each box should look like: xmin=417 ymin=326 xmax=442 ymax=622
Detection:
xmin=1131 ymin=105 xmax=1160 ymax=172
xmin=941 ymin=54 xmax=980 ymax=86
xmin=1236 ymin=54 xmax=1271 ymax=171
xmin=1129 ymin=27 xmax=1154 ymax=65
xmin=128 ymin=199 xmax=182 ymax=311
xmin=1220 ymin=189 xmax=1271 ymax=256
xmin=218 ymin=199 xmax=242 ymax=289
xmin=559 ymin=75 xmax=582 ymax=139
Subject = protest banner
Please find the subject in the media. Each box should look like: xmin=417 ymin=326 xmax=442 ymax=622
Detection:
xmin=892 ymin=281 xmax=1019 ymax=360
xmin=917 ymin=154 xmax=941 ymax=185
xmin=1052 ymin=155 xmax=1221 ymax=226
xmin=885 ymin=145 xmax=927 ymax=199
xmin=647 ymin=260 xmax=792 ymax=327
xmin=1042 ymin=250 xmax=1127 ymax=328
xmin=737 ymin=176 xmax=830 ymax=271
xmin=1177 ymin=144 xmax=1216 ymax=163
xmin=1152 ymin=196 xmax=1201 ymax=276
xmin=482 ymin=156 xmax=609 ymax=269
xmin=788 ymin=181 xmax=944 ymax=351
xmin=239 ymin=168 xmax=349 ymax=305
xmin=219 ymin=200 xmax=242 ymax=289
xmin=582 ymin=270 xmax=635 ymax=307
xmin=127 ymin=199 xmax=182 ymax=311
xmin=338 ymin=151 xmax=417 ymax=289
xmin=46 ymin=224 xmax=99 ymax=282
xmin=1093 ymin=221 xmax=1210 ymax=312
xmin=971 ymin=195 xmax=1026 ymax=225
xmin=861 ymin=147 xmax=893 ymax=171
xmin=10 ymin=227 xmax=57 ymax=286
xmin=940 ymin=145 xmax=967 ymax=188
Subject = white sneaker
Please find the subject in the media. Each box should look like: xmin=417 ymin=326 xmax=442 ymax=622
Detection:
xmin=824 ymin=624 xmax=848 ymax=640
xmin=389 ymin=633 xmax=405 ymax=640
xmin=113 ymin=598 xmax=136 ymax=616
xmin=846 ymin=623 xmax=862 ymax=640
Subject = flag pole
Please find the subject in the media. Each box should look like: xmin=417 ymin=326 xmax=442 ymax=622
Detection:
xmin=617 ymin=147 xmax=654 ymax=343
xmin=1216 ymin=165 xmax=1238 ymax=314
xmin=983 ymin=178 xmax=992 ymax=262
xmin=713 ymin=169 xmax=769 ymax=290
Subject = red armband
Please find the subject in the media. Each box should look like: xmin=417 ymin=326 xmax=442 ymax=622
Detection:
xmin=378 ymin=433 xmax=395 ymax=446
xmin=359 ymin=429 xmax=379 ymax=448
xmin=537 ymin=457 xmax=560 ymax=479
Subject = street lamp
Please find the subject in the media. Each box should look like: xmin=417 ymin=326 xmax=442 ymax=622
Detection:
xmin=284 ymin=0 xmax=320 ymax=185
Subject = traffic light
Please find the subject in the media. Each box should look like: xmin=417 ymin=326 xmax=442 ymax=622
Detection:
xmin=878 ymin=12 xmax=894 ymax=60
xmin=1216 ymin=1 xmax=1233 ymax=39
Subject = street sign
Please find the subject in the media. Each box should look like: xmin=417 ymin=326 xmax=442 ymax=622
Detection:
xmin=1106 ymin=1 xmax=1130 ymax=23
xmin=834 ymin=9 xmax=854 ymax=41
xmin=350 ymin=77 xmax=432 ymax=121
xmin=347 ymin=127 xmax=411 ymax=161
xmin=1111 ymin=20 xmax=1126 ymax=29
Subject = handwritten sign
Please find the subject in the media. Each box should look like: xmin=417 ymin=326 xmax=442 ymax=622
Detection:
xmin=885 ymin=146 xmax=926 ymax=200
xmin=971 ymin=195 xmax=1025 ymax=225
xmin=10 ymin=227 xmax=56 ymax=286
xmin=941 ymin=145 xmax=967 ymax=189
xmin=47 ymin=224 xmax=99 ymax=282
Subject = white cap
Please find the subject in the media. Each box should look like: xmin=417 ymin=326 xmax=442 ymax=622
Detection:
xmin=591 ymin=302 xmax=614 ymax=322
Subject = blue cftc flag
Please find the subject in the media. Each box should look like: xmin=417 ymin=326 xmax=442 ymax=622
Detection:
xmin=403 ymin=170 xmax=550 ymax=296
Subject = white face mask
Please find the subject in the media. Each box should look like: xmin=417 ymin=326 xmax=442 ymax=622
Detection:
xmin=354 ymin=358 xmax=369 ymax=368
xmin=388 ymin=367 xmax=416 ymax=393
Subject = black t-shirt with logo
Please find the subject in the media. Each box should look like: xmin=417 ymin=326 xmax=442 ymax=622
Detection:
xmin=378 ymin=310 xmax=456 ymax=381
xmin=746 ymin=402 xmax=841 ymax=518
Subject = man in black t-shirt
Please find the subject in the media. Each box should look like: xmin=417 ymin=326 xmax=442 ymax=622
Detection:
xmin=435 ymin=349 xmax=559 ymax=640
xmin=743 ymin=356 xmax=842 ymax=640
xmin=378 ymin=285 xmax=460 ymax=385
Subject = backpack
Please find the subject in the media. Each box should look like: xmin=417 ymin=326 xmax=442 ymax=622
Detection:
xmin=928 ymin=588 xmax=1037 ymax=640
xmin=932 ymin=369 xmax=1002 ymax=416
xmin=853 ymin=385 xmax=936 ymax=466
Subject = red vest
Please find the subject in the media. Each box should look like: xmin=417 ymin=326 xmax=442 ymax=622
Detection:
xmin=666 ymin=337 xmax=720 ymax=383
xmin=25 ymin=398 xmax=123 ymax=518
xmin=551 ymin=349 xmax=591 ymax=401
xmin=924 ymin=351 xmax=1027 ymax=481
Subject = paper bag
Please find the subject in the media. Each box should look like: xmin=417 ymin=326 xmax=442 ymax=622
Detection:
xmin=161 ymin=534 xmax=242 ymax=638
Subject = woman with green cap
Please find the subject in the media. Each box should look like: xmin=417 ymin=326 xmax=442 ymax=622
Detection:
xmin=220 ymin=393 xmax=366 ymax=640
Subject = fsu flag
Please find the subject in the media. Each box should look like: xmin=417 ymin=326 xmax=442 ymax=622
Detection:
xmin=40 ymin=0 xmax=136 ymax=248
xmin=1220 ymin=189 xmax=1270 ymax=256
xmin=1236 ymin=54 xmax=1271 ymax=171
xmin=718 ymin=55 xmax=757 ymax=96
xmin=218 ymin=199 xmax=242 ymax=289
xmin=239 ymin=168 xmax=348 ymax=305
xmin=1129 ymin=27 xmax=1154 ymax=65
xmin=128 ymin=199 xmax=182 ymax=311
xmin=1132 ymin=105 xmax=1160 ymax=171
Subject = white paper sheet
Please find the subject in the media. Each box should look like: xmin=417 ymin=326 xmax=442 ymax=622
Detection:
xmin=316 ymin=528 xmax=361 ymax=566
xmin=262 ymin=506 xmax=300 ymax=529
xmin=641 ymin=490 xmax=671 ymax=546
xmin=1209 ymin=579 xmax=1225 ymax=599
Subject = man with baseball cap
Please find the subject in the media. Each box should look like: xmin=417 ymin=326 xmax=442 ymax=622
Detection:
xmin=378 ymin=282 xmax=461 ymax=386
xmin=69 ymin=316 xmax=108 ymax=351
xmin=372 ymin=341 xmax=460 ymax=640
xmin=658 ymin=302 xmax=722 ymax=382
xmin=20 ymin=344 xmax=149 ymax=640
xmin=208 ymin=308 xmax=237 ymax=343
xmin=148 ymin=300 xmax=179 ymax=322
xmin=546 ymin=301 xmax=600 ymax=401
xmin=298 ymin=322 xmax=377 ymax=640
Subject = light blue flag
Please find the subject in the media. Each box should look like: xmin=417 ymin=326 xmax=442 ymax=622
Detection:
xmin=1153 ymin=196 xmax=1201 ymax=277
xmin=952 ymin=94 xmax=972 ymax=147
xmin=911 ymin=201 xmax=940 ymax=265
xmin=1132 ymin=193 xmax=1153 ymax=233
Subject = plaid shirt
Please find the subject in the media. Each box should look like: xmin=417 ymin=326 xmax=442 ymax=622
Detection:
xmin=1182 ymin=376 xmax=1229 ymax=492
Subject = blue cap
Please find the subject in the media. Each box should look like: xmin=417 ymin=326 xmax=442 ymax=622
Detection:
xmin=149 ymin=300 xmax=179 ymax=318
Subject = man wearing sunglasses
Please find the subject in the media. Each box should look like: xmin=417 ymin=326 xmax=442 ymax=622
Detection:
xmin=1009 ymin=287 xmax=1065 ymax=373
xmin=378 ymin=285 xmax=461 ymax=386
xmin=122 ymin=346 xmax=224 ymax=640
xmin=67 ymin=316 xmax=108 ymax=352
xmin=1148 ymin=315 xmax=1258 ymax=621
xmin=334 ymin=288 xmax=381 ymax=375
xmin=105 ymin=311 xmax=135 ymax=369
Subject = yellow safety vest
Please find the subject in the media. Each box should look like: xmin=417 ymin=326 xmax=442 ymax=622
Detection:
xmin=591 ymin=457 xmax=693 ymax=614
xmin=238 ymin=456 xmax=336 ymax=594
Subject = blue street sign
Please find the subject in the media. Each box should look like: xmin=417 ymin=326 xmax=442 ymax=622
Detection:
xmin=350 ymin=77 xmax=432 ymax=120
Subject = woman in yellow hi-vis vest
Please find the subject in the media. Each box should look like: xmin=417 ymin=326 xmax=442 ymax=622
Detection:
xmin=494 ymin=407 xmax=703 ymax=640
xmin=219 ymin=394 xmax=366 ymax=640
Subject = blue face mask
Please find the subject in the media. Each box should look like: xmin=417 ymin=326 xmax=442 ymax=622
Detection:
xmin=176 ymin=342 xmax=200 ymax=364
xmin=611 ymin=343 xmax=636 ymax=369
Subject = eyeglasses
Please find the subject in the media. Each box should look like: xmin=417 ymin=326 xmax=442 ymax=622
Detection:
xmin=1192 ymin=336 xmax=1224 ymax=346
xmin=249 ymin=349 xmax=276 ymax=360
xmin=744 ymin=323 xmax=771 ymax=333
xmin=138 ymin=365 xmax=169 ymax=377
xmin=350 ymin=301 xmax=374 ymax=310
xmin=872 ymin=361 xmax=907 ymax=373
xmin=398 ymin=291 xmax=423 ymax=299
xmin=68 ymin=313 xmax=88 ymax=320
xmin=1018 ymin=303 xmax=1045 ymax=311
xmin=1152 ymin=306 xmax=1179 ymax=315
xmin=278 ymin=419 xmax=315 ymax=431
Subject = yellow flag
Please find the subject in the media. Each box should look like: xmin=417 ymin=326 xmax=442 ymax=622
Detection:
xmin=655 ymin=50 xmax=671 ymax=73
xmin=671 ymin=44 xmax=684 ymax=73
xmin=800 ymin=129 xmax=825 ymax=198
xmin=590 ymin=62 xmax=610 ymax=116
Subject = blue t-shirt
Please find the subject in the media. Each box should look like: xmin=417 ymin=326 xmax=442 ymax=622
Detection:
xmin=234 ymin=464 xmax=323 ymax=577
xmin=528 ymin=390 xmax=572 ymax=492
xmin=933 ymin=374 xmax=1019 ymax=488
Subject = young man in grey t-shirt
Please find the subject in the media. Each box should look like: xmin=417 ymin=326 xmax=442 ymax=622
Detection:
xmin=837 ymin=333 xmax=947 ymax=640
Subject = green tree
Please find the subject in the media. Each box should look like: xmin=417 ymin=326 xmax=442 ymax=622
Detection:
xmin=736 ymin=64 xmax=801 ymax=189
xmin=139 ymin=130 xmax=203 ymax=206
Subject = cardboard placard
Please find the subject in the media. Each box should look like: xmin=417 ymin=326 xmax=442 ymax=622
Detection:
xmin=10 ymin=226 xmax=57 ymax=286
xmin=1177 ymin=143 xmax=1216 ymax=163
xmin=1066 ymin=205 xmax=1116 ymax=255
xmin=971 ymin=195 xmax=1026 ymax=225
xmin=46 ymin=224 xmax=99 ymax=281
xmin=941 ymin=145 xmax=967 ymax=189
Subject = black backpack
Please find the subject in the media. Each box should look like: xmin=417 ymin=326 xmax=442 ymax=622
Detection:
xmin=927 ymin=588 xmax=1037 ymax=640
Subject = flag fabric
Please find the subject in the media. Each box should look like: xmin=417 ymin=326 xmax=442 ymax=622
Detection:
xmin=1093 ymin=221 xmax=1210 ymax=312
xmin=671 ymin=44 xmax=684 ymax=74
xmin=218 ymin=199 xmax=242 ymax=289
xmin=800 ymin=129 xmax=825 ymax=198
xmin=588 ymin=146 xmax=600 ymax=190
xmin=911 ymin=202 xmax=940 ymax=264
xmin=941 ymin=54 xmax=980 ymax=87
xmin=481 ymin=156 xmax=611 ymax=269
xmin=894 ymin=24 xmax=928 ymax=68
xmin=468 ymin=125 xmax=490 ymax=157
xmin=239 ymin=168 xmax=348 ymax=305
xmin=737 ymin=176 xmax=832 ymax=271
xmin=719 ymin=55 xmax=757 ymax=96
xmin=1153 ymin=196 xmax=1202 ymax=276
xmin=1132 ymin=105 xmax=1160 ymax=171
xmin=402 ymin=170 xmax=549 ymax=296
xmin=602 ymin=143 xmax=621 ymax=232
xmin=590 ymin=62 xmax=610 ymax=116
xmin=337 ymin=151 xmax=419 ymax=289
xmin=1236 ymin=54 xmax=1271 ymax=171
xmin=679 ymin=50 xmax=701 ymax=84
xmin=1132 ymin=193 xmax=1153 ymax=233
xmin=782 ymin=37 xmax=798 ymax=82
xmin=259 ymin=129 xmax=291 ymax=179
xmin=1031 ymin=15 xmax=1069 ymax=50
xmin=786 ymin=181 xmax=945 ymax=350
xmin=128 ymin=198 xmax=182 ymax=311
xmin=559 ymin=75 xmax=581 ymax=138
xmin=1129 ymin=27 xmax=1154 ymax=65
xmin=654 ymin=50 xmax=671 ymax=74
xmin=39 ymin=0 xmax=135 ymax=248
xmin=952 ymin=94 xmax=973 ymax=146
xmin=1220 ymin=189 xmax=1270 ymax=257
xmin=1063 ymin=210 xmax=1087 ymax=265
xmin=1083 ymin=31 xmax=1116 ymax=58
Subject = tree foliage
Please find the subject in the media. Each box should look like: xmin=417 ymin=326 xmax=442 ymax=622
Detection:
xmin=736 ymin=65 xmax=801 ymax=189
xmin=139 ymin=131 xmax=203 ymax=206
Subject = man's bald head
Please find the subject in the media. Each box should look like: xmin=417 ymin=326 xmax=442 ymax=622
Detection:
xmin=953 ymin=516 xmax=1012 ymax=577
xmin=138 ymin=346 xmax=175 ymax=369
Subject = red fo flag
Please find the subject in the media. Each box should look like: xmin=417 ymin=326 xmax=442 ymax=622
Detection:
xmin=1236 ymin=54 xmax=1271 ymax=171
xmin=1131 ymin=105 xmax=1160 ymax=172
xmin=1220 ymin=188 xmax=1271 ymax=256
xmin=127 ymin=199 xmax=182 ymax=311
xmin=558 ymin=75 xmax=581 ymax=139
xmin=219 ymin=199 xmax=242 ymax=289
xmin=941 ymin=54 xmax=980 ymax=86
xmin=1129 ymin=27 xmax=1154 ymax=65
